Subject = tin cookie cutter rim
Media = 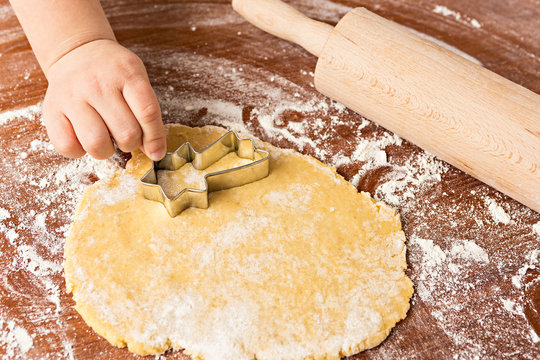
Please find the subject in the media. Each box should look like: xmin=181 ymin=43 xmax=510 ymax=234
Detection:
xmin=140 ymin=130 xmax=270 ymax=217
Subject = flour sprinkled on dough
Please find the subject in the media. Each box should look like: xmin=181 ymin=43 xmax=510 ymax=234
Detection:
xmin=64 ymin=125 xmax=413 ymax=359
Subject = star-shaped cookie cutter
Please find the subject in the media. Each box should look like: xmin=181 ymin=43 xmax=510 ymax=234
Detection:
xmin=140 ymin=130 xmax=270 ymax=217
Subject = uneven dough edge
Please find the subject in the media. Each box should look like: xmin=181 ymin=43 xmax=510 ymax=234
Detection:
xmin=67 ymin=287 xmax=412 ymax=358
xmin=64 ymin=124 xmax=413 ymax=359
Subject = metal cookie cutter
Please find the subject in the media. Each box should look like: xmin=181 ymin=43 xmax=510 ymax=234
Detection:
xmin=140 ymin=130 xmax=270 ymax=217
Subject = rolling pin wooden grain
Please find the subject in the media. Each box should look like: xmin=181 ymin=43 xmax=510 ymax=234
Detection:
xmin=232 ymin=0 xmax=540 ymax=213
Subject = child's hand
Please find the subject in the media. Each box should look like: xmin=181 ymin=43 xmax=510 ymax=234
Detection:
xmin=42 ymin=39 xmax=166 ymax=161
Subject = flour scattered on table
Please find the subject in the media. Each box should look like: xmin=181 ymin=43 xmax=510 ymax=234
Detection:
xmin=410 ymin=236 xmax=489 ymax=272
xmin=511 ymin=250 xmax=539 ymax=289
xmin=433 ymin=5 xmax=482 ymax=28
xmin=484 ymin=197 xmax=512 ymax=224
xmin=533 ymin=221 xmax=540 ymax=236
xmin=410 ymin=237 xmax=446 ymax=270
xmin=0 ymin=103 xmax=42 ymax=126
xmin=408 ymin=233 xmax=539 ymax=355
xmin=0 ymin=208 xmax=9 ymax=222
xmin=0 ymin=105 xmax=122 ymax=358
xmin=371 ymin=151 xmax=448 ymax=206
xmin=501 ymin=298 xmax=524 ymax=317
xmin=449 ymin=240 xmax=489 ymax=263
xmin=0 ymin=317 xmax=33 ymax=359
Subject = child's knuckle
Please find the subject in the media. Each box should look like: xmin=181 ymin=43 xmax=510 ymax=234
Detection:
xmin=139 ymin=102 xmax=161 ymax=124
xmin=117 ymin=127 xmax=141 ymax=146
xmin=85 ymin=136 xmax=107 ymax=154
xmin=55 ymin=139 xmax=78 ymax=156
xmin=144 ymin=133 xmax=166 ymax=150
xmin=118 ymin=55 xmax=143 ymax=77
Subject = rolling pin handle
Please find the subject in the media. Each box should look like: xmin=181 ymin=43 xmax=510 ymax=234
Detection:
xmin=232 ymin=0 xmax=333 ymax=57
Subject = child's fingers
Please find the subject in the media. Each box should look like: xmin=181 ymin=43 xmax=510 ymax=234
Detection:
xmin=66 ymin=104 xmax=115 ymax=160
xmin=42 ymin=105 xmax=86 ymax=158
xmin=123 ymin=77 xmax=166 ymax=161
xmin=91 ymin=91 xmax=142 ymax=152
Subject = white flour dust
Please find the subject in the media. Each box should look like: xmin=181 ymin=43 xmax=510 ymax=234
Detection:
xmin=484 ymin=197 xmax=512 ymax=225
xmin=532 ymin=221 xmax=540 ymax=236
xmin=0 ymin=317 xmax=33 ymax=358
xmin=511 ymin=250 xmax=539 ymax=289
xmin=0 ymin=105 xmax=122 ymax=358
xmin=0 ymin=102 xmax=42 ymax=126
xmin=408 ymin=234 xmax=538 ymax=355
xmin=433 ymin=5 xmax=482 ymax=29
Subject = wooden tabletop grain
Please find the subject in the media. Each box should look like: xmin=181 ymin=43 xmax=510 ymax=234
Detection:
xmin=0 ymin=1 xmax=539 ymax=359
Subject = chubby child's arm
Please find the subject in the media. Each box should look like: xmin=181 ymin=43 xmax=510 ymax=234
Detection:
xmin=10 ymin=0 xmax=166 ymax=160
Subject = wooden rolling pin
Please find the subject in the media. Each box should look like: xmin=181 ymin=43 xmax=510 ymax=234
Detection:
xmin=232 ymin=0 xmax=540 ymax=213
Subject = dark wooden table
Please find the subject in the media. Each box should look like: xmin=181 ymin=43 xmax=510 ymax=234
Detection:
xmin=0 ymin=1 xmax=539 ymax=359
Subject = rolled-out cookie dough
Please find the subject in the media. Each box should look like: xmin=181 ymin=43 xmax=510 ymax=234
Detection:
xmin=64 ymin=124 xmax=413 ymax=360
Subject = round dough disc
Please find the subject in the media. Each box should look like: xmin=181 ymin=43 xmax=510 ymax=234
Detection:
xmin=64 ymin=125 xmax=413 ymax=359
